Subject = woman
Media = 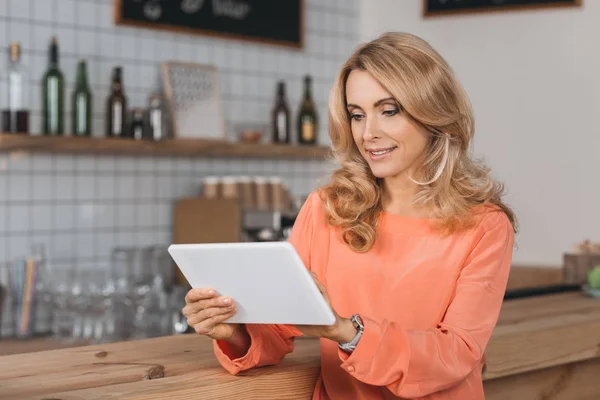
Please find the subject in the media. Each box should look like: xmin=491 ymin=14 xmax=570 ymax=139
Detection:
xmin=182 ymin=32 xmax=516 ymax=400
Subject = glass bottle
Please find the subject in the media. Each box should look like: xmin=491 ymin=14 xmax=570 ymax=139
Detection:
xmin=148 ymin=93 xmax=168 ymax=141
xmin=106 ymin=67 xmax=128 ymax=138
xmin=271 ymin=81 xmax=290 ymax=144
xmin=42 ymin=36 xmax=64 ymax=135
xmin=297 ymin=75 xmax=318 ymax=145
xmin=72 ymin=60 xmax=92 ymax=137
xmin=1 ymin=42 xmax=29 ymax=134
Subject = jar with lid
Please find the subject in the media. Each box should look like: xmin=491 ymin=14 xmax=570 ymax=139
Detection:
xmin=253 ymin=176 xmax=270 ymax=211
xmin=268 ymin=176 xmax=288 ymax=211
xmin=130 ymin=108 xmax=146 ymax=140
xmin=238 ymin=176 xmax=254 ymax=210
xmin=202 ymin=176 xmax=220 ymax=199
xmin=221 ymin=176 xmax=239 ymax=200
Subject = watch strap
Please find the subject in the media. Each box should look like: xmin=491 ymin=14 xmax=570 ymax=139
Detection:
xmin=338 ymin=314 xmax=364 ymax=353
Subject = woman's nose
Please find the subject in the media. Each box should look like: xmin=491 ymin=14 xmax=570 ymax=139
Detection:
xmin=363 ymin=117 xmax=378 ymax=141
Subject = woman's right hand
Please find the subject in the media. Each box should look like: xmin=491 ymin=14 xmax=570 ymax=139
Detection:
xmin=182 ymin=288 xmax=239 ymax=341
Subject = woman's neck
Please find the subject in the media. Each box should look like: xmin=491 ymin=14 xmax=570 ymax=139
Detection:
xmin=381 ymin=175 xmax=433 ymax=218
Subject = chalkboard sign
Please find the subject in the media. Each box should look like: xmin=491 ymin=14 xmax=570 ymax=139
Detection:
xmin=114 ymin=0 xmax=303 ymax=48
xmin=423 ymin=0 xmax=582 ymax=16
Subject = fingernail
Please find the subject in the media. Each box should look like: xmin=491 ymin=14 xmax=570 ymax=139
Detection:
xmin=222 ymin=298 xmax=230 ymax=305
xmin=207 ymin=289 xmax=215 ymax=295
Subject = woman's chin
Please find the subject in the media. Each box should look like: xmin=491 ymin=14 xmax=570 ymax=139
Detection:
xmin=369 ymin=165 xmax=404 ymax=179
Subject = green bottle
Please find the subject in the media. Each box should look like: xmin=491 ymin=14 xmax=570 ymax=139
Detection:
xmin=297 ymin=75 xmax=318 ymax=145
xmin=72 ymin=60 xmax=92 ymax=136
xmin=42 ymin=36 xmax=64 ymax=135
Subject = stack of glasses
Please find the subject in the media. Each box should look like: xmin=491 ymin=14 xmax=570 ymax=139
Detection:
xmin=0 ymin=245 xmax=189 ymax=343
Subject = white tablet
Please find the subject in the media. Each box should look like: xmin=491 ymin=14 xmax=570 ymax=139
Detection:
xmin=168 ymin=241 xmax=336 ymax=325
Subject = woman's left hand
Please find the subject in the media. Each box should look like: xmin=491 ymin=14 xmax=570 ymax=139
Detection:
xmin=295 ymin=272 xmax=358 ymax=344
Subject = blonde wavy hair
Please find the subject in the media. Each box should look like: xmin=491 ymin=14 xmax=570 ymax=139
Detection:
xmin=322 ymin=32 xmax=517 ymax=253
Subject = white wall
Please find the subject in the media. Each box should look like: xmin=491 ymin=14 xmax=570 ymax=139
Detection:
xmin=360 ymin=0 xmax=600 ymax=266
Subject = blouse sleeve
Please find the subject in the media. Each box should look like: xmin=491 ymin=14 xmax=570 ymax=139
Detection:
xmin=213 ymin=192 xmax=319 ymax=374
xmin=338 ymin=211 xmax=514 ymax=398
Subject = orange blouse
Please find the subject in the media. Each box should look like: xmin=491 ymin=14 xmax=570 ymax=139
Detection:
xmin=214 ymin=191 xmax=514 ymax=399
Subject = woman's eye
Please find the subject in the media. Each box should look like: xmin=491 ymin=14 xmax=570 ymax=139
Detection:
xmin=350 ymin=114 xmax=365 ymax=121
xmin=383 ymin=109 xmax=399 ymax=117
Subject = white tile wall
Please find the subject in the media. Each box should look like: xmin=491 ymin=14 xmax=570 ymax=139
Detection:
xmin=0 ymin=0 xmax=358 ymax=265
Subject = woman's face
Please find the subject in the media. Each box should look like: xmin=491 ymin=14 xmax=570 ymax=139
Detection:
xmin=346 ymin=70 xmax=430 ymax=181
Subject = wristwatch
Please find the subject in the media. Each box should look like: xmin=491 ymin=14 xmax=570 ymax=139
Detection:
xmin=338 ymin=314 xmax=364 ymax=353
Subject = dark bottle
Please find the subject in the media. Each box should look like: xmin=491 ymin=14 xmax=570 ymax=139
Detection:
xmin=72 ymin=60 xmax=92 ymax=137
xmin=271 ymin=81 xmax=290 ymax=144
xmin=106 ymin=67 xmax=128 ymax=138
xmin=2 ymin=42 xmax=29 ymax=134
xmin=42 ymin=36 xmax=64 ymax=135
xmin=297 ymin=75 xmax=318 ymax=145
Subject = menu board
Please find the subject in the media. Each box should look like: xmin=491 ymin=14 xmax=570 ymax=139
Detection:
xmin=423 ymin=0 xmax=582 ymax=16
xmin=115 ymin=0 xmax=303 ymax=48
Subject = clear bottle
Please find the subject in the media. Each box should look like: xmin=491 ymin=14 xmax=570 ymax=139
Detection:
xmin=1 ymin=42 xmax=30 ymax=134
xmin=148 ymin=93 xmax=168 ymax=140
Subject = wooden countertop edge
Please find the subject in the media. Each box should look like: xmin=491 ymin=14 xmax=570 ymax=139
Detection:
xmin=34 ymin=364 xmax=323 ymax=400
xmin=483 ymin=293 xmax=600 ymax=380
xmin=1 ymin=293 xmax=599 ymax=397
xmin=483 ymin=316 xmax=600 ymax=380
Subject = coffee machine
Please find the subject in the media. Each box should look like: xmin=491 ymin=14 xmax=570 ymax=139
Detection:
xmin=242 ymin=209 xmax=298 ymax=242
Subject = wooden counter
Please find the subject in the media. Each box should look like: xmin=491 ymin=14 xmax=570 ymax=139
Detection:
xmin=1 ymin=292 xmax=599 ymax=400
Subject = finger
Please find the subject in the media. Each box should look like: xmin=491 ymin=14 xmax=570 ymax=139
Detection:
xmin=188 ymin=305 xmax=236 ymax=324
xmin=311 ymin=274 xmax=327 ymax=294
xmin=183 ymin=296 xmax=233 ymax=315
xmin=187 ymin=304 xmax=236 ymax=326
xmin=194 ymin=310 xmax=237 ymax=336
xmin=311 ymin=276 xmax=331 ymax=305
xmin=185 ymin=288 xmax=217 ymax=303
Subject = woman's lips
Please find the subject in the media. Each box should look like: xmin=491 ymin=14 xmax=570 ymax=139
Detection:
xmin=367 ymin=146 xmax=397 ymax=161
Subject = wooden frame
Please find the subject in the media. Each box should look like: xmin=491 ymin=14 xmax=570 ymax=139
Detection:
xmin=423 ymin=0 xmax=583 ymax=17
xmin=160 ymin=61 xmax=226 ymax=140
xmin=114 ymin=0 xmax=304 ymax=49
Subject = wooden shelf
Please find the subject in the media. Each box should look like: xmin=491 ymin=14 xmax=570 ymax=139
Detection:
xmin=0 ymin=134 xmax=332 ymax=160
